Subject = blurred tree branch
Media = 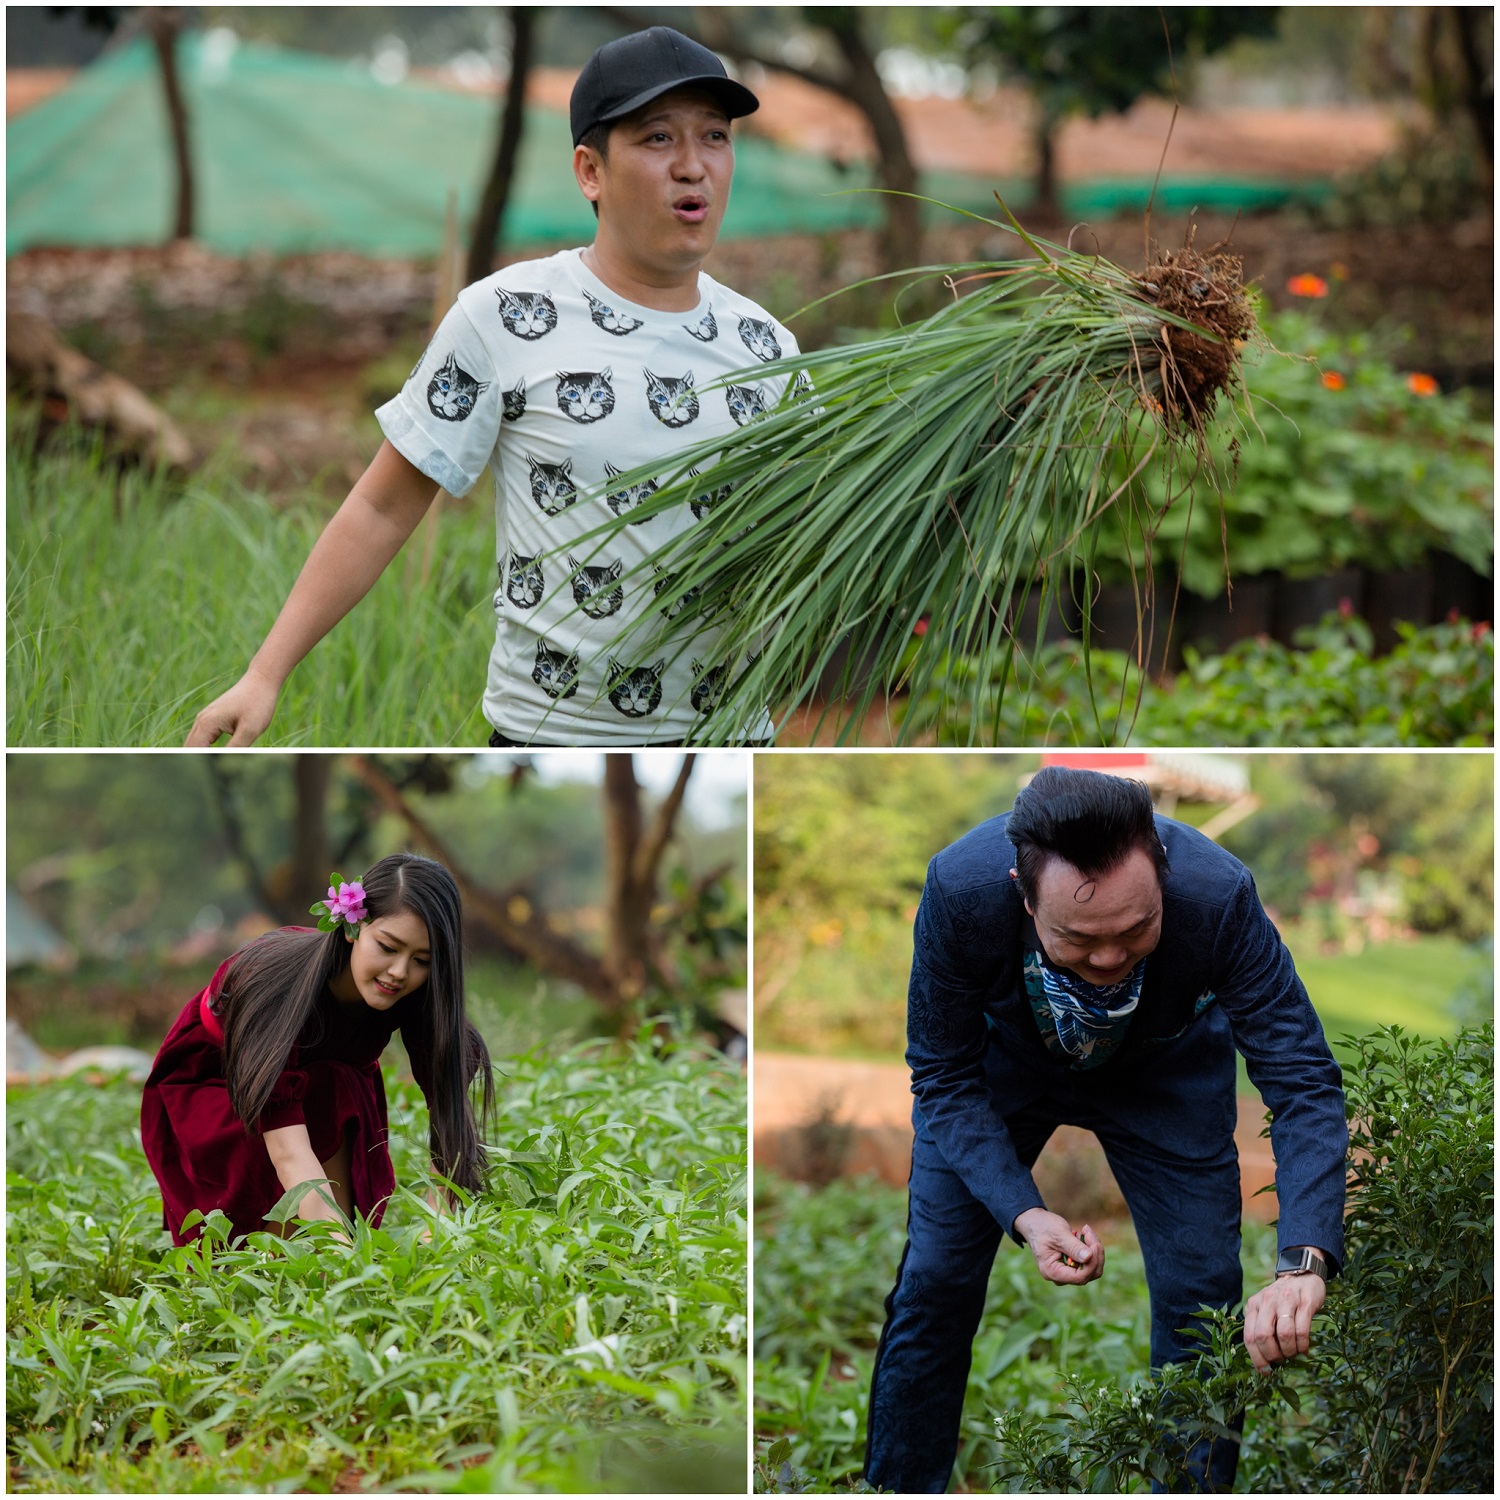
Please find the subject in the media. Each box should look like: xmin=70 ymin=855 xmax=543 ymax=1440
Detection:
xmin=467 ymin=6 xmax=539 ymax=283
xmin=595 ymin=5 xmax=922 ymax=270
xmin=143 ymin=7 xmax=195 ymax=241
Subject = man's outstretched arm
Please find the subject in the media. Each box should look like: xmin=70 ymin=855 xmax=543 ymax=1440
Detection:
xmin=186 ymin=442 xmax=439 ymax=746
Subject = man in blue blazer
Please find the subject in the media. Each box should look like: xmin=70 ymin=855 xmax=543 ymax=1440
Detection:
xmin=863 ymin=766 xmax=1348 ymax=1493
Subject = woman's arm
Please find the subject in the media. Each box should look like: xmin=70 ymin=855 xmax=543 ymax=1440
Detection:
xmin=186 ymin=442 xmax=439 ymax=747
xmin=262 ymin=1122 xmax=345 ymax=1225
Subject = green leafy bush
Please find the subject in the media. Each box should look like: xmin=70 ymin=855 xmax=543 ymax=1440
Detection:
xmin=1097 ymin=309 xmax=1494 ymax=593
xmin=991 ymin=1026 xmax=1494 ymax=1493
xmin=909 ymin=613 xmax=1494 ymax=747
xmin=6 ymin=1035 xmax=747 ymax=1493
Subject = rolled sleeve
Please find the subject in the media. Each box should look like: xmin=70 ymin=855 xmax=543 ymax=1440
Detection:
xmin=375 ymin=298 xmax=503 ymax=498
xmin=907 ymin=867 xmax=1047 ymax=1240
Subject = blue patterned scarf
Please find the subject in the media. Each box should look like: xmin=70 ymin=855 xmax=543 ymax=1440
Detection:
xmin=1036 ymin=954 xmax=1146 ymax=1063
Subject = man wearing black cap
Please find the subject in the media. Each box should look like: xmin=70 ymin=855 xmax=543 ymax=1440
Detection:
xmin=864 ymin=765 xmax=1347 ymax=1493
xmin=189 ymin=27 xmax=792 ymax=748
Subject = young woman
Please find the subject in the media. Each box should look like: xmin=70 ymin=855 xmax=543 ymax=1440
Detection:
xmin=141 ymin=853 xmax=493 ymax=1244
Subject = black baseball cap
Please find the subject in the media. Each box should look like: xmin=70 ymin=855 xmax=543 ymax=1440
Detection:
xmin=570 ymin=26 xmax=759 ymax=147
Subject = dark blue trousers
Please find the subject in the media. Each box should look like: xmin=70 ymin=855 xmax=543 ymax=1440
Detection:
xmin=865 ymin=1011 xmax=1245 ymax=1493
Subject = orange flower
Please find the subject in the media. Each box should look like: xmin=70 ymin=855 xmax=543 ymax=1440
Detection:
xmin=1406 ymin=371 xmax=1439 ymax=397
xmin=1287 ymin=273 xmax=1330 ymax=298
xmin=1320 ymin=370 xmax=1346 ymax=391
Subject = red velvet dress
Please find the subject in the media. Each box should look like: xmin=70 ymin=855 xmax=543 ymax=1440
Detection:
xmin=140 ymin=937 xmax=438 ymax=1245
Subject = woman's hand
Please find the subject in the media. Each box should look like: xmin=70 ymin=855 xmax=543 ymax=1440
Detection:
xmin=187 ymin=668 xmax=281 ymax=747
xmin=262 ymin=1123 xmax=350 ymax=1238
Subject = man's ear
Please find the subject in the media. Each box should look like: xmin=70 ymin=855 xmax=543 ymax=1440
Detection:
xmin=573 ymin=143 xmax=604 ymax=207
xmin=1010 ymin=866 xmax=1035 ymax=917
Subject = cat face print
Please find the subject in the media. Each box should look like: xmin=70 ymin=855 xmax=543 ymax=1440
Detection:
xmin=568 ymin=554 xmax=625 ymax=619
xmin=426 ymin=353 xmax=490 ymax=422
xmin=653 ymin=566 xmax=700 ymax=620
xmin=505 ymin=551 xmax=544 ymax=610
xmin=555 ymin=369 xmax=616 ymax=424
xmin=644 ymin=369 xmax=700 ymax=429
xmin=606 ymin=657 xmax=667 ymax=718
xmin=737 ymin=314 xmax=783 ymax=362
xmin=496 ymin=287 xmax=558 ymax=340
xmin=584 ymin=289 xmax=644 ymax=337
xmin=725 ymin=384 xmax=769 ymax=427
xmin=604 ymin=461 xmax=659 ymax=524
xmin=687 ymin=467 xmax=734 ymax=522
xmin=691 ymin=659 xmax=730 ymax=714
xmin=790 ymin=370 xmax=815 ymax=403
xmin=502 ymin=378 xmax=527 ymax=422
xmin=684 ymin=307 xmax=718 ymax=342
xmin=532 ymin=639 xmax=581 ymax=700
xmin=526 ymin=454 xmax=577 ymax=516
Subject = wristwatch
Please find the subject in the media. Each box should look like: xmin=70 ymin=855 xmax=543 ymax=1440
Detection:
xmin=1275 ymin=1246 xmax=1329 ymax=1281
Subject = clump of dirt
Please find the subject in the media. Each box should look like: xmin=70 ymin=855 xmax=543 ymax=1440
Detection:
xmin=1132 ymin=235 xmax=1256 ymax=432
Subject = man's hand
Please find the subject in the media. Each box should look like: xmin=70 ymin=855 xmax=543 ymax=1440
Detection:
xmin=1013 ymin=1207 xmax=1105 ymax=1286
xmin=1243 ymin=1267 xmax=1327 ymax=1372
xmin=187 ymin=668 xmax=281 ymax=747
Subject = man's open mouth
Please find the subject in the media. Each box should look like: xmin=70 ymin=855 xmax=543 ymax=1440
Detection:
xmin=673 ymin=196 xmax=708 ymax=222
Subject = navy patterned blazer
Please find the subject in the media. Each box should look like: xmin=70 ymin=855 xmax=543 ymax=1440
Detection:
xmin=907 ymin=811 xmax=1349 ymax=1269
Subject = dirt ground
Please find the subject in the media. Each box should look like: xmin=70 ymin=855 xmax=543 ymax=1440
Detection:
xmin=755 ymin=1051 xmax=1280 ymax=1228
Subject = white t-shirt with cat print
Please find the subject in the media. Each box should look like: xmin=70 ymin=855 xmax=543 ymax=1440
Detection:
xmin=375 ymin=247 xmax=798 ymax=745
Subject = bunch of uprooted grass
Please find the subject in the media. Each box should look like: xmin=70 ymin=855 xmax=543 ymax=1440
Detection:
xmin=562 ymin=217 xmax=1256 ymax=745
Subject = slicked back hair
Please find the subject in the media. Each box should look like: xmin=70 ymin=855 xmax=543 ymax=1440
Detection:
xmin=219 ymin=853 xmax=493 ymax=1197
xmin=1008 ymin=766 xmax=1169 ymax=907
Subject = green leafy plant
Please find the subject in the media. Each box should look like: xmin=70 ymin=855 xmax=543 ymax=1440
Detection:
xmin=990 ymin=1026 xmax=1494 ymax=1493
xmin=7 ymin=1031 xmax=747 ymax=1493
xmin=1095 ymin=308 xmax=1493 ymax=592
xmin=907 ymin=612 xmax=1494 ymax=747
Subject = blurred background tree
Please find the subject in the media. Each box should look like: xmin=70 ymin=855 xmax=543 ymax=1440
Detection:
xmin=754 ymin=753 xmax=1492 ymax=1058
xmin=942 ymin=5 xmax=1280 ymax=218
xmin=7 ymin=752 xmax=747 ymax=1057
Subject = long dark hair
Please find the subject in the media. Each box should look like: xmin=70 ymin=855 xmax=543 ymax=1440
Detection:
xmin=219 ymin=853 xmax=494 ymax=1195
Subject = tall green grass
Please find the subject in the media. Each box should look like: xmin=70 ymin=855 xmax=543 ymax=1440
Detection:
xmin=7 ymin=1035 xmax=747 ymax=1492
xmin=7 ymin=416 xmax=494 ymax=746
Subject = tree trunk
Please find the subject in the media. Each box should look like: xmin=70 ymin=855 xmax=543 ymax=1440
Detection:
xmin=687 ymin=5 xmax=924 ymax=275
xmin=823 ymin=13 xmax=922 ymax=272
xmin=1448 ymin=6 xmax=1493 ymax=173
xmin=1033 ymin=109 xmax=1060 ymax=221
xmin=291 ymin=756 xmax=332 ymax=907
xmin=601 ymin=753 xmax=696 ymax=997
xmin=344 ymin=755 xmax=625 ymax=1010
xmin=144 ymin=8 xmax=194 ymax=242
xmin=466 ymin=7 xmax=538 ymax=285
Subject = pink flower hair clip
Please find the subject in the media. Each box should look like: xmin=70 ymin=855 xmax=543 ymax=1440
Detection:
xmin=310 ymin=873 xmax=368 ymax=935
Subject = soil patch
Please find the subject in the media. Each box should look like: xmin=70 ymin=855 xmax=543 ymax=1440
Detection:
xmin=756 ymin=1051 xmax=1279 ymax=1224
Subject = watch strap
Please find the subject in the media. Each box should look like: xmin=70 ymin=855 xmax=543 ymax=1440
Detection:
xmin=1275 ymin=1246 xmax=1329 ymax=1281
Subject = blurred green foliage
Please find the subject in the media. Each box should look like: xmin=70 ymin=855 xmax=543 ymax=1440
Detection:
xmin=991 ymin=1027 xmax=1494 ymax=1492
xmin=754 ymin=753 xmax=1492 ymax=1057
xmin=908 ymin=614 xmax=1494 ymax=748
xmin=1099 ymin=308 xmax=1493 ymax=593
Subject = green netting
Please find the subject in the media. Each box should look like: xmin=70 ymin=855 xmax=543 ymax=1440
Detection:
xmin=7 ymin=35 xmax=1327 ymax=258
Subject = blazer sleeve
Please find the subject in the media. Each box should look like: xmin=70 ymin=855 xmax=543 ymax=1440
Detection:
xmin=907 ymin=865 xmax=1047 ymax=1241
xmin=1212 ymin=871 xmax=1349 ymax=1271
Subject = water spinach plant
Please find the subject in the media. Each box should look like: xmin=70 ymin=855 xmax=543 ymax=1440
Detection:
xmin=572 ymin=209 xmax=1255 ymax=745
xmin=7 ymin=1033 xmax=747 ymax=1493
